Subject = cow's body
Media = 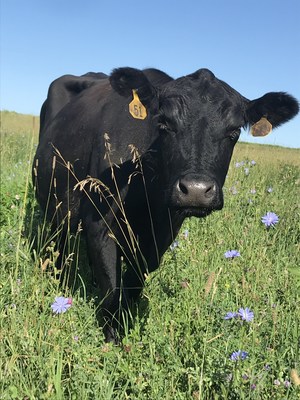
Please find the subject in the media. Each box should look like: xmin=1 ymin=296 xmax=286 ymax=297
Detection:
xmin=33 ymin=67 xmax=298 ymax=342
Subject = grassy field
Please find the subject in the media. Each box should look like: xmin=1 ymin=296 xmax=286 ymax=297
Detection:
xmin=1 ymin=111 xmax=300 ymax=399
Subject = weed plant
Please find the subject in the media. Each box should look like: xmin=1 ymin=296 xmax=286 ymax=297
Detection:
xmin=0 ymin=112 xmax=299 ymax=399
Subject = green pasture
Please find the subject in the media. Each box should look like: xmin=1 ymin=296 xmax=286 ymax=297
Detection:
xmin=0 ymin=111 xmax=299 ymax=399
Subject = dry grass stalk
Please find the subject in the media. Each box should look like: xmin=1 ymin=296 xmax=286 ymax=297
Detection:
xmin=291 ymin=369 xmax=300 ymax=386
xmin=204 ymin=271 xmax=215 ymax=297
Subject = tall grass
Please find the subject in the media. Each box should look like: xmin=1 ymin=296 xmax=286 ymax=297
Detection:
xmin=0 ymin=111 xmax=299 ymax=399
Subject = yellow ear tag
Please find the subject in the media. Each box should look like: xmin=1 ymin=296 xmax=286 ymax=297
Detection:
xmin=250 ymin=117 xmax=272 ymax=137
xmin=129 ymin=90 xmax=147 ymax=120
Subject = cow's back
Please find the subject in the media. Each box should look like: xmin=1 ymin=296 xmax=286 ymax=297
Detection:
xmin=39 ymin=72 xmax=108 ymax=134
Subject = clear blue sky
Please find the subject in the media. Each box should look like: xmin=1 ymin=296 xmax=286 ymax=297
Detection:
xmin=1 ymin=0 xmax=299 ymax=147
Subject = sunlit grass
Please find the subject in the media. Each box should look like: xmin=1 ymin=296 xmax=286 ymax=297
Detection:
xmin=0 ymin=111 xmax=299 ymax=399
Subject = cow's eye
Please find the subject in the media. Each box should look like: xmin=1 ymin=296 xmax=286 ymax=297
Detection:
xmin=158 ymin=121 xmax=174 ymax=134
xmin=158 ymin=122 xmax=168 ymax=131
xmin=229 ymin=128 xmax=241 ymax=142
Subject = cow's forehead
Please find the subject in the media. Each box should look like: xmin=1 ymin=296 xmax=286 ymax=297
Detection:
xmin=163 ymin=72 xmax=245 ymax=102
xmin=159 ymin=74 xmax=247 ymax=128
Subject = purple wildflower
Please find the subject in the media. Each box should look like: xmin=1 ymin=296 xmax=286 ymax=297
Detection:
xmin=238 ymin=307 xmax=254 ymax=322
xmin=284 ymin=380 xmax=291 ymax=388
xmin=251 ymin=160 xmax=256 ymax=166
xmin=250 ymin=384 xmax=256 ymax=390
xmin=170 ymin=240 xmax=179 ymax=251
xmin=264 ymin=364 xmax=271 ymax=371
xmin=230 ymin=350 xmax=248 ymax=361
xmin=274 ymin=379 xmax=281 ymax=386
xmin=235 ymin=162 xmax=241 ymax=168
xmin=224 ymin=311 xmax=238 ymax=320
xmin=244 ymin=167 xmax=250 ymax=176
xmin=261 ymin=212 xmax=279 ymax=228
xmin=224 ymin=250 xmax=240 ymax=259
xmin=267 ymin=187 xmax=273 ymax=193
xmin=51 ymin=296 xmax=72 ymax=314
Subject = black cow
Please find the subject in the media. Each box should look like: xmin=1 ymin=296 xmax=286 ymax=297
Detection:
xmin=33 ymin=67 xmax=299 ymax=342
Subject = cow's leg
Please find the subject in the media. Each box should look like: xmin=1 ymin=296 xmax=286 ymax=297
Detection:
xmin=122 ymin=245 xmax=161 ymax=303
xmin=122 ymin=266 xmax=145 ymax=302
xmin=121 ymin=211 xmax=178 ymax=303
xmin=84 ymin=218 xmax=123 ymax=343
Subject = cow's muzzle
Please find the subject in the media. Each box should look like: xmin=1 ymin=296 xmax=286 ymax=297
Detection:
xmin=171 ymin=175 xmax=223 ymax=211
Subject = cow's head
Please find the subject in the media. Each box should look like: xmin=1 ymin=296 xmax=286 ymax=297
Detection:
xmin=110 ymin=68 xmax=299 ymax=217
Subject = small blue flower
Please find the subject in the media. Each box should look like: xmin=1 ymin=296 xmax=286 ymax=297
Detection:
xmin=230 ymin=350 xmax=248 ymax=361
xmin=51 ymin=296 xmax=72 ymax=314
xmin=250 ymin=160 xmax=256 ymax=166
xmin=238 ymin=307 xmax=254 ymax=322
xmin=235 ymin=162 xmax=241 ymax=168
xmin=224 ymin=250 xmax=240 ymax=259
xmin=244 ymin=167 xmax=250 ymax=176
xmin=224 ymin=311 xmax=238 ymax=320
xmin=267 ymin=187 xmax=273 ymax=193
xmin=261 ymin=212 xmax=279 ymax=228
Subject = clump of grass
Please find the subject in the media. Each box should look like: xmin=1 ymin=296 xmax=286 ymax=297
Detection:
xmin=0 ymin=111 xmax=300 ymax=398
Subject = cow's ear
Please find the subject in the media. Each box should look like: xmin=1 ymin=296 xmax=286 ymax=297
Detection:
xmin=246 ymin=92 xmax=299 ymax=130
xmin=109 ymin=67 xmax=156 ymax=107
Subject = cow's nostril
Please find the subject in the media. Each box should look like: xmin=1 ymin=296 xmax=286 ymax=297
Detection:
xmin=205 ymin=184 xmax=216 ymax=198
xmin=179 ymin=181 xmax=188 ymax=195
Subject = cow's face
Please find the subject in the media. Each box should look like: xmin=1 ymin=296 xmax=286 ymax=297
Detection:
xmin=110 ymin=68 xmax=299 ymax=218
xmin=156 ymin=69 xmax=249 ymax=217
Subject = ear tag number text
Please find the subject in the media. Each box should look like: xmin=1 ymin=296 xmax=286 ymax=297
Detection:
xmin=129 ymin=90 xmax=147 ymax=120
